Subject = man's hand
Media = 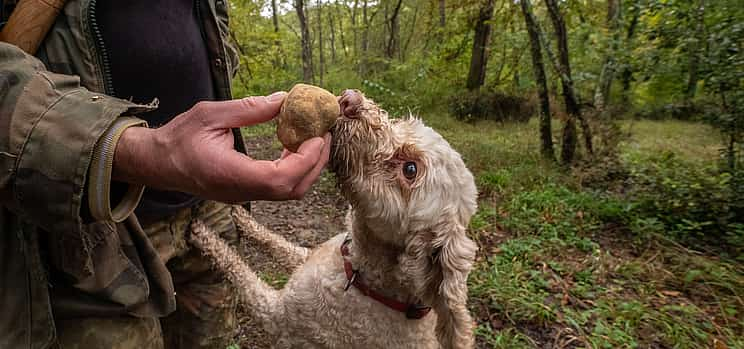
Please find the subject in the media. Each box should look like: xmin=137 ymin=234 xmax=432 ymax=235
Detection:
xmin=113 ymin=92 xmax=332 ymax=203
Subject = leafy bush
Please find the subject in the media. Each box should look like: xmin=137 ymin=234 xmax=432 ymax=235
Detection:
xmin=360 ymin=79 xmax=419 ymax=117
xmin=627 ymin=154 xmax=744 ymax=253
xmin=634 ymin=102 xmax=710 ymax=121
xmin=449 ymin=89 xmax=535 ymax=123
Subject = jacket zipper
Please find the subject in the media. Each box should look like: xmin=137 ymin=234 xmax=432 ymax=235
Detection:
xmin=87 ymin=0 xmax=115 ymax=95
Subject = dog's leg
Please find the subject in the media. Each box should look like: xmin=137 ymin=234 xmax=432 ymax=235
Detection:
xmin=232 ymin=206 xmax=310 ymax=270
xmin=190 ymin=220 xmax=283 ymax=335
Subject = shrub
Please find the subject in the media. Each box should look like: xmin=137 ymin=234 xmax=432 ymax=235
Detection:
xmin=449 ymin=89 xmax=535 ymax=123
xmin=627 ymin=154 xmax=744 ymax=254
xmin=360 ymin=79 xmax=420 ymax=117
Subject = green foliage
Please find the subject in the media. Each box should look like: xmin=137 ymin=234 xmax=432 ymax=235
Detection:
xmin=627 ymin=154 xmax=744 ymax=253
xmin=258 ymin=270 xmax=289 ymax=288
xmin=448 ymin=89 xmax=534 ymax=123
xmin=474 ymin=326 xmax=535 ymax=348
xmin=634 ymin=102 xmax=710 ymax=121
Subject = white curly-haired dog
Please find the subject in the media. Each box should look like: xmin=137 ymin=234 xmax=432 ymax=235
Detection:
xmin=190 ymin=90 xmax=478 ymax=348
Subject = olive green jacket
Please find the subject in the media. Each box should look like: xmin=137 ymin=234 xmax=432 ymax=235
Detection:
xmin=0 ymin=1 xmax=241 ymax=348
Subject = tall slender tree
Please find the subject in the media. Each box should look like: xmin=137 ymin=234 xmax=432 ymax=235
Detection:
xmin=328 ymin=5 xmax=337 ymax=63
xmin=520 ymin=0 xmax=554 ymax=160
xmin=402 ymin=2 xmax=420 ymax=61
xmin=466 ymin=0 xmax=495 ymax=90
xmin=271 ymin=0 xmax=280 ymax=33
xmin=544 ymin=0 xmax=593 ymax=163
xmin=318 ymin=0 xmax=325 ymax=85
xmin=685 ymin=0 xmax=706 ymax=103
xmin=594 ymin=0 xmax=622 ymax=112
xmin=386 ymin=0 xmax=404 ymax=59
xmin=620 ymin=0 xmax=641 ymax=105
xmin=296 ymin=0 xmax=314 ymax=82
xmin=439 ymin=0 xmax=446 ymax=27
xmin=351 ymin=0 xmax=359 ymax=58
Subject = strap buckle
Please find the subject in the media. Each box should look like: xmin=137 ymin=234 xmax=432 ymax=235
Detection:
xmin=405 ymin=304 xmax=431 ymax=319
xmin=344 ymin=270 xmax=358 ymax=291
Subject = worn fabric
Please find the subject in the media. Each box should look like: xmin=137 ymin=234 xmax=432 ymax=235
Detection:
xmin=156 ymin=201 xmax=239 ymax=349
xmin=0 ymin=0 xmax=242 ymax=348
xmin=54 ymin=317 xmax=165 ymax=349
xmin=52 ymin=201 xmax=239 ymax=349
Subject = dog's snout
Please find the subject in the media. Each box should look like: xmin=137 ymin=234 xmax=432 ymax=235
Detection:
xmin=339 ymin=89 xmax=363 ymax=119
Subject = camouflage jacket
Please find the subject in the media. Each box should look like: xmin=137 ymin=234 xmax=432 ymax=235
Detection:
xmin=0 ymin=1 xmax=241 ymax=348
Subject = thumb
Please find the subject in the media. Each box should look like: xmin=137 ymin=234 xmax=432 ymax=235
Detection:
xmin=208 ymin=92 xmax=287 ymax=129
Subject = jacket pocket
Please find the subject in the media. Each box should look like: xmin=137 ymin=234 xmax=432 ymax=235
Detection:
xmin=48 ymin=220 xmax=150 ymax=308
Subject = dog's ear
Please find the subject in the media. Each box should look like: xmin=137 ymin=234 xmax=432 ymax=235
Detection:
xmin=402 ymin=214 xmax=477 ymax=349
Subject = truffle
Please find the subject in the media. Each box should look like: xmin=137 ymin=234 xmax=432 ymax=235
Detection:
xmin=276 ymin=84 xmax=340 ymax=152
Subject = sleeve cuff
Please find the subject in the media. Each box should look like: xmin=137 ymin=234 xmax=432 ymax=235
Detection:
xmin=88 ymin=117 xmax=148 ymax=222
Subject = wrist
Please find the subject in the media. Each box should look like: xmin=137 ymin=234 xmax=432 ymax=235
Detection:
xmin=89 ymin=117 xmax=148 ymax=221
xmin=112 ymin=125 xmax=157 ymax=185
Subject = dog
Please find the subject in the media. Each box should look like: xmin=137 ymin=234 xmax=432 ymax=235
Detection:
xmin=190 ymin=90 xmax=479 ymax=348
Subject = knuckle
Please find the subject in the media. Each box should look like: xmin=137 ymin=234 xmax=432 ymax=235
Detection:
xmin=241 ymin=96 xmax=262 ymax=109
xmin=192 ymin=101 xmax=212 ymax=113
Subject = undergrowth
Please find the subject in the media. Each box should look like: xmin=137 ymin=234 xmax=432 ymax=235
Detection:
xmin=236 ymin=103 xmax=743 ymax=348
xmin=430 ymin=112 xmax=744 ymax=348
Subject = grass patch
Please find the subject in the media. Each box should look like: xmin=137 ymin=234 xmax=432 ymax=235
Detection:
xmin=258 ymin=270 xmax=289 ymax=289
xmin=415 ymin=111 xmax=743 ymax=348
xmin=240 ymin=119 xmax=277 ymax=139
xmin=620 ymin=119 xmax=722 ymax=163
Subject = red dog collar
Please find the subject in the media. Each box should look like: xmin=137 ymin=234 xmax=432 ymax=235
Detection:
xmin=340 ymin=236 xmax=431 ymax=319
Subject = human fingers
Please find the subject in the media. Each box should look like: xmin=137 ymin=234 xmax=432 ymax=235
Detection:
xmin=288 ymin=133 xmax=332 ymax=198
xmin=196 ymin=92 xmax=287 ymax=129
xmin=221 ymin=136 xmax=325 ymax=200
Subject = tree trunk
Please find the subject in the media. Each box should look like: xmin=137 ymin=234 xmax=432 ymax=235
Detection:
xmin=318 ymin=0 xmax=325 ymax=86
xmin=466 ymin=0 xmax=495 ymax=91
xmin=520 ymin=0 xmax=554 ymax=160
xmin=360 ymin=0 xmax=369 ymax=75
xmin=270 ymin=0 xmax=285 ymax=67
xmin=296 ymin=0 xmax=314 ymax=83
xmin=544 ymin=0 xmax=592 ymax=163
xmin=386 ymin=0 xmax=403 ymax=59
xmin=593 ymin=0 xmax=621 ymax=112
xmin=329 ymin=5 xmax=337 ymax=64
xmin=335 ymin=1 xmax=348 ymax=59
xmin=271 ymin=0 xmax=280 ymax=32
xmin=620 ymin=0 xmax=640 ymax=104
xmin=439 ymin=0 xmax=445 ymax=27
xmin=402 ymin=2 xmax=420 ymax=62
xmin=685 ymin=0 xmax=706 ymax=104
xmin=351 ymin=0 xmax=358 ymax=58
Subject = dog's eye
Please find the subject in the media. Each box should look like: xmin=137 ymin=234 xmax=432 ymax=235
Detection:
xmin=403 ymin=162 xmax=417 ymax=179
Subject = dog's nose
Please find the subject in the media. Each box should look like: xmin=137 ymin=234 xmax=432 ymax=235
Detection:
xmin=339 ymin=89 xmax=363 ymax=119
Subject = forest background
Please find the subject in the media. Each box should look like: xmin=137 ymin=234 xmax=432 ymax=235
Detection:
xmin=227 ymin=0 xmax=743 ymax=347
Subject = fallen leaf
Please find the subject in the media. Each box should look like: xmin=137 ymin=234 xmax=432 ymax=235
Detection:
xmin=714 ymin=338 xmax=729 ymax=349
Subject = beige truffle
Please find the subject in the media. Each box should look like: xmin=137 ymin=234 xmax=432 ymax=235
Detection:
xmin=276 ymin=84 xmax=340 ymax=152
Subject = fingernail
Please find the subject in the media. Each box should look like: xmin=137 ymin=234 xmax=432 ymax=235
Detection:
xmin=268 ymin=91 xmax=287 ymax=102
